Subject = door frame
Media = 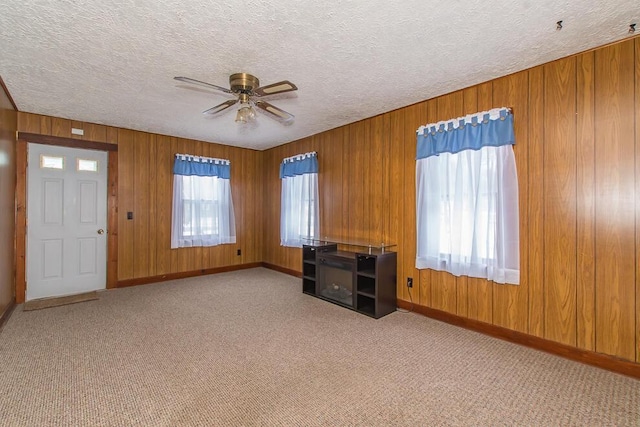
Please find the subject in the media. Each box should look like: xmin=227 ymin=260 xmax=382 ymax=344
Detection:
xmin=15 ymin=132 xmax=118 ymax=303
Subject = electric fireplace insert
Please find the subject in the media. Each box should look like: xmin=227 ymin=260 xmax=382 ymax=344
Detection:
xmin=317 ymin=252 xmax=355 ymax=307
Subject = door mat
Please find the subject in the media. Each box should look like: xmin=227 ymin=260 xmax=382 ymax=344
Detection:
xmin=24 ymin=291 xmax=99 ymax=311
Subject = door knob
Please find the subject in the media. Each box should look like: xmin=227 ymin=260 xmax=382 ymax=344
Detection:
xmin=97 ymin=229 xmax=105 ymax=235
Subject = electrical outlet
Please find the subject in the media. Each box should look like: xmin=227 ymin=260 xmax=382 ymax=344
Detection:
xmin=237 ymin=249 xmax=241 ymax=256
xmin=407 ymin=277 xmax=413 ymax=288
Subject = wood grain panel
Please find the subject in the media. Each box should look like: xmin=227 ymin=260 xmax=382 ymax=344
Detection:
xmin=594 ymin=40 xmax=636 ymax=360
xmin=388 ymin=110 xmax=404 ymax=299
xmin=117 ymin=129 xmax=135 ymax=280
xmin=106 ymin=127 xmax=118 ymax=144
xmin=492 ymin=71 xmax=529 ymax=334
xmin=370 ymin=115 xmax=384 ymax=246
xmin=14 ymin=140 xmax=27 ymax=303
xmin=216 ymin=142 xmax=233 ymax=268
xmin=405 ymin=102 xmax=424 ymax=303
xmin=316 ymin=133 xmax=327 ymax=239
xmin=636 ymin=37 xmax=640 ymax=363
xmin=155 ymin=135 xmax=171 ymax=275
xmin=253 ymin=149 xmax=264 ymax=263
xmin=527 ymin=66 xmax=545 ymax=338
xmin=240 ymin=148 xmax=251 ymax=264
xmin=329 ymin=127 xmax=345 ymax=242
xmin=381 ymin=115 xmax=391 ymax=245
xmin=576 ymin=52 xmax=596 ymax=351
xmin=254 ymin=149 xmax=265 ymax=263
xmin=362 ymin=122 xmax=373 ymax=244
xmin=342 ymin=127 xmax=353 ymax=249
xmin=350 ymin=121 xmax=366 ymax=243
xmin=51 ymin=117 xmax=71 ymax=138
xmin=264 ymin=148 xmax=276 ymax=266
xmin=84 ymin=122 xmax=108 ymax=143
xmin=40 ymin=115 xmax=52 ymax=135
xmin=266 ymin=146 xmax=279 ymax=267
xmin=543 ymin=57 xmax=577 ymax=345
xmin=232 ymin=144 xmax=245 ymax=266
xmin=18 ymin=112 xmax=42 ymax=133
xmin=147 ymin=134 xmax=157 ymax=276
xmin=133 ymin=131 xmax=150 ymax=278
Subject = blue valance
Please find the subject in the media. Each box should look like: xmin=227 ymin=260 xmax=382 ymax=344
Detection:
xmin=173 ymin=154 xmax=231 ymax=179
xmin=416 ymin=108 xmax=515 ymax=160
xmin=280 ymin=152 xmax=318 ymax=178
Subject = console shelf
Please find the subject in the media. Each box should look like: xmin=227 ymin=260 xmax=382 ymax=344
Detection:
xmin=302 ymin=241 xmax=397 ymax=319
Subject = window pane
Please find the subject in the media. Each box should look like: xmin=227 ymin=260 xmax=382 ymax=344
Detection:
xmin=77 ymin=159 xmax=98 ymax=172
xmin=40 ymin=155 xmax=64 ymax=170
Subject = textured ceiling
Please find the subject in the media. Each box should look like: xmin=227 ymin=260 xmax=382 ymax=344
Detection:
xmin=0 ymin=1 xmax=638 ymax=150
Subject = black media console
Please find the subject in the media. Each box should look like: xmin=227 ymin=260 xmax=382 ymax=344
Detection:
xmin=302 ymin=241 xmax=397 ymax=319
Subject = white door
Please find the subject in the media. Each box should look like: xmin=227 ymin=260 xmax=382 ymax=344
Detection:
xmin=26 ymin=143 xmax=108 ymax=301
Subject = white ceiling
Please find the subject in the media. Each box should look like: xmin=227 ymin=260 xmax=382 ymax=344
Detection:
xmin=0 ymin=1 xmax=637 ymax=150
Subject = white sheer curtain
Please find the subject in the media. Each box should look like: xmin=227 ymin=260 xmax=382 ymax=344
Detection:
xmin=416 ymin=107 xmax=519 ymax=284
xmin=280 ymin=152 xmax=319 ymax=248
xmin=171 ymin=155 xmax=236 ymax=249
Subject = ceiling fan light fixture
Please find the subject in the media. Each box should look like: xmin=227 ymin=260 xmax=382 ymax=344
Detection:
xmin=235 ymin=103 xmax=256 ymax=123
xmin=176 ymin=72 xmax=297 ymax=124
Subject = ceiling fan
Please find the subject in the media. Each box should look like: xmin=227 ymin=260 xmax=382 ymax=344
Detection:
xmin=174 ymin=73 xmax=297 ymax=124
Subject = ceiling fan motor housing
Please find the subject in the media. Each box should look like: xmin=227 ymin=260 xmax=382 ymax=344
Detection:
xmin=230 ymin=73 xmax=260 ymax=94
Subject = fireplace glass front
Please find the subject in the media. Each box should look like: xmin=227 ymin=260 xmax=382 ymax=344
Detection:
xmin=317 ymin=255 xmax=354 ymax=307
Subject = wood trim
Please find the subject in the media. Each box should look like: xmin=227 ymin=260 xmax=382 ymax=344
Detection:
xmin=397 ymin=299 xmax=640 ymax=380
xmin=0 ymin=75 xmax=18 ymax=111
xmin=117 ymin=262 xmax=263 ymax=288
xmin=15 ymin=139 xmax=26 ymax=303
xmin=261 ymin=262 xmax=302 ymax=278
xmin=15 ymin=138 xmax=118 ymax=303
xmin=18 ymin=132 xmax=118 ymax=152
xmin=0 ymin=300 xmax=16 ymax=332
xmin=107 ymin=151 xmax=118 ymax=289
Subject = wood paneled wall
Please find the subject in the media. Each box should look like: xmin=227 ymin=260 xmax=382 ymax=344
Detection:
xmin=0 ymin=80 xmax=17 ymax=317
xmin=17 ymin=113 xmax=264 ymax=282
xmin=12 ymin=36 xmax=640 ymax=364
xmin=263 ymin=36 xmax=640 ymax=363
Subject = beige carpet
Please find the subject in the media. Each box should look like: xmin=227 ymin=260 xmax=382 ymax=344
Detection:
xmin=23 ymin=291 xmax=99 ymax=311
xmin=0 ymin=268 xmax=638 ymax=426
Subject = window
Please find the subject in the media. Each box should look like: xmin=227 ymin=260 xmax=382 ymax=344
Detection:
xmin=416 ymin=108 xmax=519 ymax=284
xmin=77 ymin=158 xmax=98 ymax=172
xmin=171 ymin=154 xmax=236 ymax=248
xmin=280 ymin=152 xmax=319 ymax=248
xmin=40 ymin=155 xmax=64 ymax=169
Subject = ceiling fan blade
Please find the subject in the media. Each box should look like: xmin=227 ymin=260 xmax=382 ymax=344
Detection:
xmin=174 ymin=76 xmax=233 ymax=94
xmin=253 ymin=80 xmax=298 ymax=97
xmin=254 ymin=100 xmax=294 ymax=122
xmin=202 ymin=99 xmax=238 ymax=115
